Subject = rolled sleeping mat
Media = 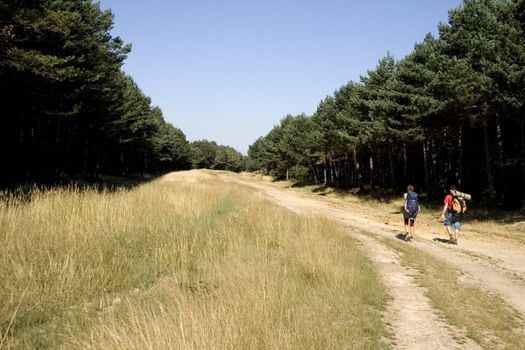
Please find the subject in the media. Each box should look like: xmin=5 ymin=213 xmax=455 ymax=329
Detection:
xmin=451 ymin=190 xmax=471 ymax=201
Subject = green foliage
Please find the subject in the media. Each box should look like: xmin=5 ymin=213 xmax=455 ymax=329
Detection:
xmin=288 ymin=165 xmax=312 ymax=184
xmin=189 ymin=140 xmax=246 ymax=172
xmin=0 ymin=0 xmax=191 ymax=185
xmin=248 ymin=0 xmax=525 ymax=208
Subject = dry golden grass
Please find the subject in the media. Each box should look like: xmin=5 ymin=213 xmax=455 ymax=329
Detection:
xmin=0 ymin=170 xmax=388 ymax=349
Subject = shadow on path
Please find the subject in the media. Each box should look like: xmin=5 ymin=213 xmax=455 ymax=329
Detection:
xmin=395 ymin=233 xmax=413 ymax=242
xmin=433 ymin=237 xmax=454 ymax=244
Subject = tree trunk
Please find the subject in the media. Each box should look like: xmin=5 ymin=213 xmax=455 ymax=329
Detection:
xmin=323 ymin=154 xmax=328 ymax=186
xmin=311 ymin=165 xmax=319 ymax=185
xmin=332 ymin=155 xmax=339 ymax=180
xmin=82 ymin=128 xmax=90 ymax=176
xmin=388 ymin=143 xmax=396 ymax=188
xmin=353 ymin=147 xmax=362 ymax=188
xmin=482 ymin=120 xmax=496 ymax=200
xmin=522 ymin=118 xmax=525 ymax=202
xmin=369 ymin=154 xmax=374 ymax=187
xmin=458 ymin=125 xmax=464 ymax=187
xmin=344 ymin=154 xmax=350 ymax=188
xmin=430 ymin=135 xmax=439 ymax=195
xmin=403 ymin=143 xmax=407 ymax=181
xmin=143 ymin=135 xmax=149 ymax=172
xmin=495 ymin=117 xmax=508 ymax=203
xmin=53 ymin=116 xmax=62 ymax=177
xmin=28 ymin=116 xmax=35 ymax=178
xmin=423 ymin=141 xmax=431 ymax=198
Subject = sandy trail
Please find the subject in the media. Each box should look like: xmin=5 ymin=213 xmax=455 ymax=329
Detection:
xmin=351 ymin=232 xmax=479 ymax=349
xmin=220 ymin=174 xmax=487 ymax=349
xmin=222 ymin=175 xmax=525 ymax=317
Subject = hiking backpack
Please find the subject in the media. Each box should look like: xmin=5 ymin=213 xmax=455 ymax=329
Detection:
xmin=406 ymin=192 xmax=419 ymax=214
xmin=450 ymin=196 xmax=467 ymax=216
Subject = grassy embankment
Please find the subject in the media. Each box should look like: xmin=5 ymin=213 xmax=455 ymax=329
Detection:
xmin=0 ymin=170 xmax=389 ymax=349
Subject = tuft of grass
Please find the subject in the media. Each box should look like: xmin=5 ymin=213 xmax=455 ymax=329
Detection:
xmin=377 ymin=235 xmax=524 ymax=349
xmin=0 ymin=170 xmax=389 ymax=349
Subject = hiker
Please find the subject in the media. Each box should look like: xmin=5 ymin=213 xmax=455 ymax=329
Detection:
xmin=440 ymin=185 xmax=467 ymax=245
xmin=402 ymin=184 xmax=420 ymax=241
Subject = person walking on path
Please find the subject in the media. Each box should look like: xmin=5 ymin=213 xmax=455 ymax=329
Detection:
xmin=402 ymin=184 xmax=420 ymax=241
xmin=440 ymin=185 xmax=467 ymax=245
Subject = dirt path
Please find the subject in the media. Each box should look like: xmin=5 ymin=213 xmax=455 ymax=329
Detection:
xmin=351 ymin=232 xmax=479 ymax=349
xmin=220 ymin=175 xmax=525 ymax=349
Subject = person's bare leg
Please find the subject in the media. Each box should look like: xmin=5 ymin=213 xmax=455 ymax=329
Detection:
xmin=445 ymin=225 xmax=454 ymax=243
xmin=410 ymin=220 xmax=415 ymax=239
xmin=453 ymin=228 xmax=460 ymax=244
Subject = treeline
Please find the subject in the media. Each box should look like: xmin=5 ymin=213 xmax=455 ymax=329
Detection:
xmin=189 ymin=140 xmax=250 ymax=172
xmin=0 ymin=0 xmax=246 ymax=187
xmin=248 ymin=0 xmax=525 ymax=209
xmin=0 ymin=0 xmax=191 ymax=185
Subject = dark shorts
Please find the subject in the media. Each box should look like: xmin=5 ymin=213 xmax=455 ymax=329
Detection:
xmin=402 ymin=208 xmax=417 ymax=221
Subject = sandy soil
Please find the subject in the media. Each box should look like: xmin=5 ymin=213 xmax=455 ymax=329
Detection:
xmin=219 ymin=173 xmax=525 ymax=349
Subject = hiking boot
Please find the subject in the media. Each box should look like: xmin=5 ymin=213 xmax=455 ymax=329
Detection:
xmin=450 ymin=238 xmax=458 ymax=245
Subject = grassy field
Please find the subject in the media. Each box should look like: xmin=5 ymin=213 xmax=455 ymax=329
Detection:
xmin=0 ymin=170 xmax=389 ymax=349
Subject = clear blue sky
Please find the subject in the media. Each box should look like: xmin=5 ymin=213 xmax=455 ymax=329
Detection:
xmin=98 ymin=0 xmax=462 ymax=154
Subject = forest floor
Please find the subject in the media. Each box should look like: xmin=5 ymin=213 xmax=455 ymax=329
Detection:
xmin=219 ymin=171 xmax=525 ymax=349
